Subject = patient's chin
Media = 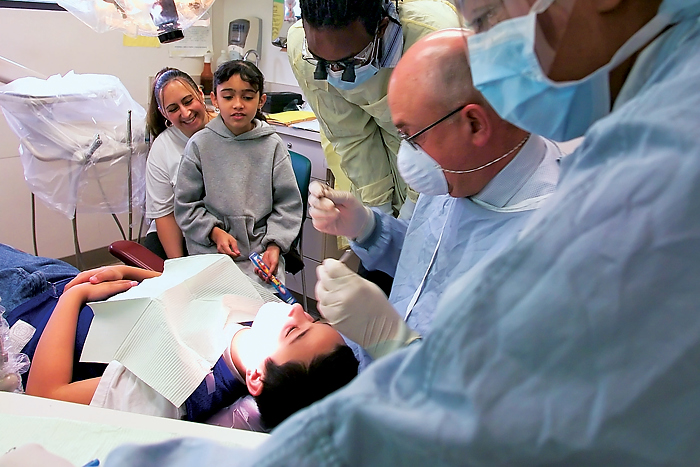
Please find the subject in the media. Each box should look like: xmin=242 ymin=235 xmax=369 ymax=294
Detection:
xmin=237 ymin=330 xmax=276 ymax=372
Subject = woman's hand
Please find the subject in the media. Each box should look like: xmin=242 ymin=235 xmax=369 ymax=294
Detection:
xmin=210 ymin=227 xmax=241 ymax=258
xmin=64 ymin=265 xmax=160 ymax=291
xmin=257 ymin=244 xmax=281 ymax=281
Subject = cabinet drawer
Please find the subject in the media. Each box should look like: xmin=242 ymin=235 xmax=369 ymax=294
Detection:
xmin=282 ymin=135 xmax=327 ymax=181
xmin=301 ymin=220 xmax=324 ymax=262
xmin=285 ymin=257 xmax=321 ymax=300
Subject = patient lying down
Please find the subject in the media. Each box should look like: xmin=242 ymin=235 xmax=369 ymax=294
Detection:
xmin=24 ymin=265 xmax=359 ymax=432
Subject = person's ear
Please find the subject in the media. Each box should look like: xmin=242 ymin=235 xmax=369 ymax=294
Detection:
xmin=158 ymin=105 xmax=169 ymax=121
xmin=210 ymin=91 xmax=216 ymax=106
xmin=259 ymin=93 xmax=267 ymax=110
xmin=246 ymin=367 xmax=264 ymax=396
xmin=462 ymin=104 xmax=491 ymax=147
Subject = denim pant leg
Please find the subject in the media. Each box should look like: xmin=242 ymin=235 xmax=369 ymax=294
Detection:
xmin=0 ymin=243 xmax=79 ymax=312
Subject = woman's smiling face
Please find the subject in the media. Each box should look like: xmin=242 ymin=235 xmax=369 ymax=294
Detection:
xmin=160 ymin=79 xmax=208 ymax=138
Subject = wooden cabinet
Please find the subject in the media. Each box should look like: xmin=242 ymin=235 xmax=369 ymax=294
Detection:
xmin=274 ymin=125 xmax=351 ymax=300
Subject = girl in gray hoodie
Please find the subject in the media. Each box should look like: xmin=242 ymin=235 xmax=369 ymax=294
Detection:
xmin=175 ymin=61 xmax=303 ymax=291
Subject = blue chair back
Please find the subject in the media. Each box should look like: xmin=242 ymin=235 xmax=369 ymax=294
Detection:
xmin=285 ymin=151 xmax=312 ymax=275
xmin=289 ymin=150 xmax=311 ymax=220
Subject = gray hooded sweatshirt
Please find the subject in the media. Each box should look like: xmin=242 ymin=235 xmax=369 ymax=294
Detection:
xmin=174 ymin=116 xmax=303 ymax=281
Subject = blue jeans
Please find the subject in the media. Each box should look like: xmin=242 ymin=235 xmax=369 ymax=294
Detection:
xmin=0 ymin=243 xmax=79 ymax=312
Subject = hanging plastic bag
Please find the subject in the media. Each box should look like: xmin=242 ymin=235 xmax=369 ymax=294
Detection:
xmin=0 ymin=72 xmax=147 ymax=219
xmin=0 ymin=301 xmax=30 ymax=393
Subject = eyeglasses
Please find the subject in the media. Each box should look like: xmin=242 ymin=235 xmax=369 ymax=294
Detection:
xmin=456 ymin=0 xmax=507 ymax=33
xmin=399 ymin=105 xmax=467 ymax=149
xmin=302 ymin=33 xmax=381 ymax=82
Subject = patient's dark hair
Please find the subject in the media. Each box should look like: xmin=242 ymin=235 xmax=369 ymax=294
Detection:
xmin=254 ymin=344 xmax=359 ymax=430
xmin=300 ymin=0 xmax=385 ymax=36
xmin=213 ymin=60 xmax=267 ymax=122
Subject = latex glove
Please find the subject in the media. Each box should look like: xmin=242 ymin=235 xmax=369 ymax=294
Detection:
xmin=309 ymin=181 xmax=374 ymax=239
xmin=315 ymin=259 xmax=420 ymax=359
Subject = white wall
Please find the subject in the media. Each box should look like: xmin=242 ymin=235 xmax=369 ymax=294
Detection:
xmin=0 ymin=1 xmax=301 ymax=259
xmin=210 ymin=0 xmax=299 ymax=88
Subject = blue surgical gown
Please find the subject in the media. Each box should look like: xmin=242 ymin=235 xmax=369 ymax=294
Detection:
xmin=103 ymin=5 xmax=700 ymax=466
xmin=352 ymin=133 xmax=561 ymax=337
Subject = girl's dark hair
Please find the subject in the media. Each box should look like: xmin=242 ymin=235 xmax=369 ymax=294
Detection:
xmin=213 ymin=60 xmax=267 ymax=122
xmin=147 ymin=67 xmax=205 ymax=139
xmin=254 ymin=344 xmax=359 ymax=430
xmin=300 ymin=0 xmax=385 ymax=36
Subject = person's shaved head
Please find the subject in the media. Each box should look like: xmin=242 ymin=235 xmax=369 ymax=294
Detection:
xmin=388 ymin=28 xmax=530 ymax=198
xmin=389 ymin=28 xmax=487 ymax=114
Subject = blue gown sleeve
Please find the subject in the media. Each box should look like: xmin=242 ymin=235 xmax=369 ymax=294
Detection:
xmin=350 ymin=208 xmax=409 ymax=277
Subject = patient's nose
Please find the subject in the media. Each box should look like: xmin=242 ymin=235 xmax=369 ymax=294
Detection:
xmin=289 ymin=304 xmax=312 ymax=322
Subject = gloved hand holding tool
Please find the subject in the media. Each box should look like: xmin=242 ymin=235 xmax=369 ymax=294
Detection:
xmin=308 ymin=181 xmax=374 ymax=240
xmin=315 ymin=258 xmax=420 ymax=359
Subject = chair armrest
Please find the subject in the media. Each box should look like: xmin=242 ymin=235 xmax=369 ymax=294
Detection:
xmin=108 ymin=240 xmax=165 ymax=273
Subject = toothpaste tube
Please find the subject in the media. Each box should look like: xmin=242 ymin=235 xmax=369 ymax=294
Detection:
xmin=249 ymin=252 xmax=297 ymax=304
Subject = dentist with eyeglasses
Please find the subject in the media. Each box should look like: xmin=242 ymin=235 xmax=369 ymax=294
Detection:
xmin=285 ymin=0 xmax=459 ymax=220
xmin=308 ymin=29 xmax=561 ymax=362
xmin=283 ymin=0 xmax=460 ymax=296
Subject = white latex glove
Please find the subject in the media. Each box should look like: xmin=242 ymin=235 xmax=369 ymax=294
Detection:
xmin=315 ymin=259 xmax=420 ymax=359
xmin=308 ymin=181 xmax=374 ymax=239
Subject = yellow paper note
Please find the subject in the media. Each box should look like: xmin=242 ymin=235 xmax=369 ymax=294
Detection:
xmin=272 ymin=0 xmax=285 ymax=40
xmin=267 ymin=110 xmax=316 ymax=126
xmin=123 ymin=35 xmax=161 ymax=48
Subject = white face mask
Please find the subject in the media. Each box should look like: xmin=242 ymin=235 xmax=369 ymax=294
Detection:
xmin=397 ymin=141 xmax=450 ymax=196
xmin=397 ymin=137 xmax=530 ymax=197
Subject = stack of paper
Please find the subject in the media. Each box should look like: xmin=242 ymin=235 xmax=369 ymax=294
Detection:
xmin=266 ymin=110 xmax=316 ymax=126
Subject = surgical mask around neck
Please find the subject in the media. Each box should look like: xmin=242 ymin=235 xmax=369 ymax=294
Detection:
xmin=396 ymin=137 xmax=529 ymax=196
xmin=327 ymin=60 xmax=380 ymax=91
xmin=467 ymin=1 xmax=682 ymax=142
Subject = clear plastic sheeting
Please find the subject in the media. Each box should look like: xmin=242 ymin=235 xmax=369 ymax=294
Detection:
xmin=56 ymin=0 xmax=215 ymax=40
xmin=0 ymin=302 xmax=30 ymax=394
xmin=0 ymin=72 xmax=147 ymax=219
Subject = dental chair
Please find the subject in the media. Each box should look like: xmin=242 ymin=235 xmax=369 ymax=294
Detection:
xmin=0 ymin=73 xmax=148 ymax=268
xmin=109 ymin=239 xmax=164 ymax=272
xmin=109 ymin=151 xmax=313 ymax=308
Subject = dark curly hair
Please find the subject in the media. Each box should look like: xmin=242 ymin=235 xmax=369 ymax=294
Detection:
xmin=300 ymin=0 xmax=387 ymax=35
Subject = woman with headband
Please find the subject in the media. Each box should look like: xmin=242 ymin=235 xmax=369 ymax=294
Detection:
xmin=144 ymin=68 xmax=217 ymax=259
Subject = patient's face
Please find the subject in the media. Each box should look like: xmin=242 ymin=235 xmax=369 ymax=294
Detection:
xmin=243 ymin=303 xmax=345 ymax=370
